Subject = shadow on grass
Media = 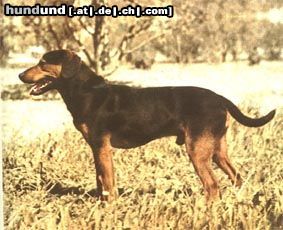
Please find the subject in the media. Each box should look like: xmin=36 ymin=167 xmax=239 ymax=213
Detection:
xmin=46 ymin=181 xmax=130 ymax=198
xmin=45 ymin=181 xmax=193 ymax=201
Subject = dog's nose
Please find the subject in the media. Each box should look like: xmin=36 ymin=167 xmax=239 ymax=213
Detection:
xmin=19 ymin=72 xmax=25 ymax=81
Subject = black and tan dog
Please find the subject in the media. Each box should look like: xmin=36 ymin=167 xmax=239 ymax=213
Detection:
xmin=19 ymin=50 xmax=275 ymax=202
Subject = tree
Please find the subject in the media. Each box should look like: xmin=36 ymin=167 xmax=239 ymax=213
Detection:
xmin=3 ymin=0 xmax=281 ymax=67
xmin=153 ymin=0 xmax=265 ymax=63
xmin=3 ymin=0 xmax=169 ymax=74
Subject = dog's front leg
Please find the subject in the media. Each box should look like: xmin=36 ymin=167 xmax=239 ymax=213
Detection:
xmin=91 ymin=133 xmax=117 ymax=202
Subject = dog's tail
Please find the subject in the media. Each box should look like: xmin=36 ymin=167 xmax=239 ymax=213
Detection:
xmin=221 ymin=96 xmax=276 ymax=127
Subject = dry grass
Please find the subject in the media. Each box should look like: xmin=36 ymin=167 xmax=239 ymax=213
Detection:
xmin=3 ymin=101 xmax=283 ymax=229
xmin=2 ymin=61 xmax=283 ymax=229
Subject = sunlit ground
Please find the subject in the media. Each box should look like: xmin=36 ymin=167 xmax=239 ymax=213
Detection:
xmin=2 ymin=61 xmax=283 ymax=229
xmin=257 ymin=7 xmax=283 ymax=23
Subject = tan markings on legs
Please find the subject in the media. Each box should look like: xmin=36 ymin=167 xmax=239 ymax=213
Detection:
xmin=226 ymin=112 xmax=231 ymax=127
xmin=74 ymin=122 xmax=90 ymax=142
xmin=213 ymin=135 xmax=242 ymax=187
xmin=184 ymin=130 xmax=220 ymax=202
xmin=92 ymin=133 xmax=117 ymax=201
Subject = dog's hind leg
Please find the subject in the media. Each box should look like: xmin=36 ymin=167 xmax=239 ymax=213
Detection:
xmin=213 ymin=135 xmax=242 ymax=187
xmin=184 ymin=129 xmax=220 ymax=202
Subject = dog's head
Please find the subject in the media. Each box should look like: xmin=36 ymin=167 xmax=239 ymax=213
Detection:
xmin=19 ymin=50 xmax=82 ymax=95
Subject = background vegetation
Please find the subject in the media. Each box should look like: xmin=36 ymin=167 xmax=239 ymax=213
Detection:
xmin=2 ymin=0 xmax=283 ymax=70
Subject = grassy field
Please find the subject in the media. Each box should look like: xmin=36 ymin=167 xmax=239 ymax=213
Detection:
xmin=2 ymin=62 xmax=283 ymax=229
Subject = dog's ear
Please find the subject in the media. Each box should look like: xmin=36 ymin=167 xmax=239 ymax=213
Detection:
xmin=61 ymin=51 xmax=81 ymax=78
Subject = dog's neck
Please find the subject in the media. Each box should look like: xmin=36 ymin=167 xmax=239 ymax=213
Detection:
xmin=56 ymin=62 xmax=108 ymax=122
xmin=57 ymin=62 xmax=106 ymax=94
xmin=79 ymin=62 xmax=106 ymax=85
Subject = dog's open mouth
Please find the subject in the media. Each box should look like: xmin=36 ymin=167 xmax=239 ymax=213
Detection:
xmin=30 ymin=77 xmax=55 ymax=95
